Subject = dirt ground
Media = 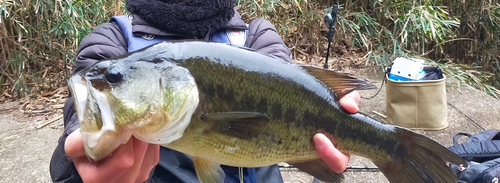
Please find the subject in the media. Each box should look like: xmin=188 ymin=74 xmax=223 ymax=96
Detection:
xmin=1 ymin=66 xmax=499 ymax=183
xmin=0 ymin=101 xmax=63 ymax=183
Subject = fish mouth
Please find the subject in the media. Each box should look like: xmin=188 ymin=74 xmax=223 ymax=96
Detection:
xmin=68 ymin=75 xmax=133 ymax=161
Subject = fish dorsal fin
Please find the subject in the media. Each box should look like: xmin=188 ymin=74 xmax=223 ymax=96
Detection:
xmin=290 ymin=159 xmax=345 ymax=183
xmin=193 ymin=157 xmax=225 ymax=183
xmin=300 ymin=66 xmax=377 ymax=98
xmin=201 ymin=112 xmax=268 ymax=140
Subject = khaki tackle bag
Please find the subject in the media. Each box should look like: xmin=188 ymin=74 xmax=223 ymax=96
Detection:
xmin=386 ymin=67 xmax=448 ymax=130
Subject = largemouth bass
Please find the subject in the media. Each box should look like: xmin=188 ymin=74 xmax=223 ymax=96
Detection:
xmin=69 ymin=41 xmax=465 ymax=183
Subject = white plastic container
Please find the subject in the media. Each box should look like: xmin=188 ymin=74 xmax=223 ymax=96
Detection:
xmin=389 ymin=58 xmax=425 ymax=81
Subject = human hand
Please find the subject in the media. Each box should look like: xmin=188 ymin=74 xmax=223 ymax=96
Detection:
xmin=314 ymin=91 xmax=360 ymax=173
xmin=65 ymin=129 xmax=160 ymax=183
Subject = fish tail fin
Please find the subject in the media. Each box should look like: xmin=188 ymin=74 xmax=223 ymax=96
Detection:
xmin=373 ymin=127 xmax=466 ymax=183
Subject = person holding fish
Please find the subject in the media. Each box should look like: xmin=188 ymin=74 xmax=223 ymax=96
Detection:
xmin=51 ymin=0 xmax=468 ymax=182
xmin=49 ymin=0 xmax=362 ymax=183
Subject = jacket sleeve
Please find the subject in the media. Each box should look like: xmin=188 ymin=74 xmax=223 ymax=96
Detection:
xmin=246 ymin=18 xmax=293 ymax=63
xmin=49 ymin=22 xmax=127 ymax=183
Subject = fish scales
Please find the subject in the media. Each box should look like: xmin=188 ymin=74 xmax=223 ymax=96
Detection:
xmin=165 ymin=57 xmax=399 ymax=165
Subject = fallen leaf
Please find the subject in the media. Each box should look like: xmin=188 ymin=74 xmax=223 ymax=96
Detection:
xmin=41 ymin=87 xmax=66 ymax=97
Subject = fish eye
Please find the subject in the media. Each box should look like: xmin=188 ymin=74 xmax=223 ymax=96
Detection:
xmin=105 ymin=70 xmax=123 ymax=84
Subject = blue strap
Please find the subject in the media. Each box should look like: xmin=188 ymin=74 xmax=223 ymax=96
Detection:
xmin=211 ymin=29 xmax=248 ymax=47
xmin=111 ymin=15 xmax=169 ymax=52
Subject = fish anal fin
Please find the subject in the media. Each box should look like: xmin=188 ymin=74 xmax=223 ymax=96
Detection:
xmin=300 ymin=66 xmax=377 ymax=98
xmin=201 ymin=112 xmax=268 ymax=140
xmin=290 ymin=159 xmax=344 ymax=183
xmin=193 ymin=157 xmax=225 ymax=183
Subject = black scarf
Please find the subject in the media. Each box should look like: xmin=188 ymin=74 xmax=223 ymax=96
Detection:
xmin=126 ymin=0 xmax=235 ymax=37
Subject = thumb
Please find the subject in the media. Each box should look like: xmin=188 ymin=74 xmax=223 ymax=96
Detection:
xmin=65 ymin=129 xmax=86 ymax=159
xmin=314 ymin=133 xmax=350 ymax=173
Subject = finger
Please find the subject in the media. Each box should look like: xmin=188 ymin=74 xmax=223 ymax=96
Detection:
xmin=79 ymin=137 xmax=136 ymax=183
xmin=65 ymin=129 xmax=86 ymax=159
xmin=116 ymin=137 xmax=149 ymax=183
xmin=313 ymin=133 xmax=350 ymax=173
xmin=339 ymin=91 xmax=360 ymax=113
xmin=347 ymin=91 xmax=361 ymax=104
xmin=136 ymin=144 xmax=160 ymax=182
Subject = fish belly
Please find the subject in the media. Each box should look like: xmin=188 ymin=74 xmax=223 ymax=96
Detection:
xmin=163 ymin=120 xmax=320 ymax=167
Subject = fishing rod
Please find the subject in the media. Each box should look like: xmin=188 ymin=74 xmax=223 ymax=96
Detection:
xmin=323 ymin=0 xmax=386 ymax=99
xmin=279 ymin=164 xmax=380 ymax=172
xmin=323 ymin=1 xmax=339 ymax=69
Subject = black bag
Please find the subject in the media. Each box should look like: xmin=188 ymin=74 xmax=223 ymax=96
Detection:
xmin=448 ymin=130 xmax=500 ymax=183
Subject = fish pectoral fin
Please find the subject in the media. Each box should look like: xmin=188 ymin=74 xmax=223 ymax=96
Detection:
xmin=193 ymin=157 xmax=225 ymax=183
xmin=300 ymin=66 xmax=377 ymax=98
xmin=290 ymin=159 xmax=345 ymax=183
xmin=201 ymin=112 xmax=268 ymax=140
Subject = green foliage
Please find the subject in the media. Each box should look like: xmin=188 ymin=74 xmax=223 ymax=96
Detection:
xmin=343 ymin=0 xmax=500 ymax=97
xmin=336 ymin=0 xmax=460 ymax=67
xmin=0 ymin=0 xmax=124 ymax=97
